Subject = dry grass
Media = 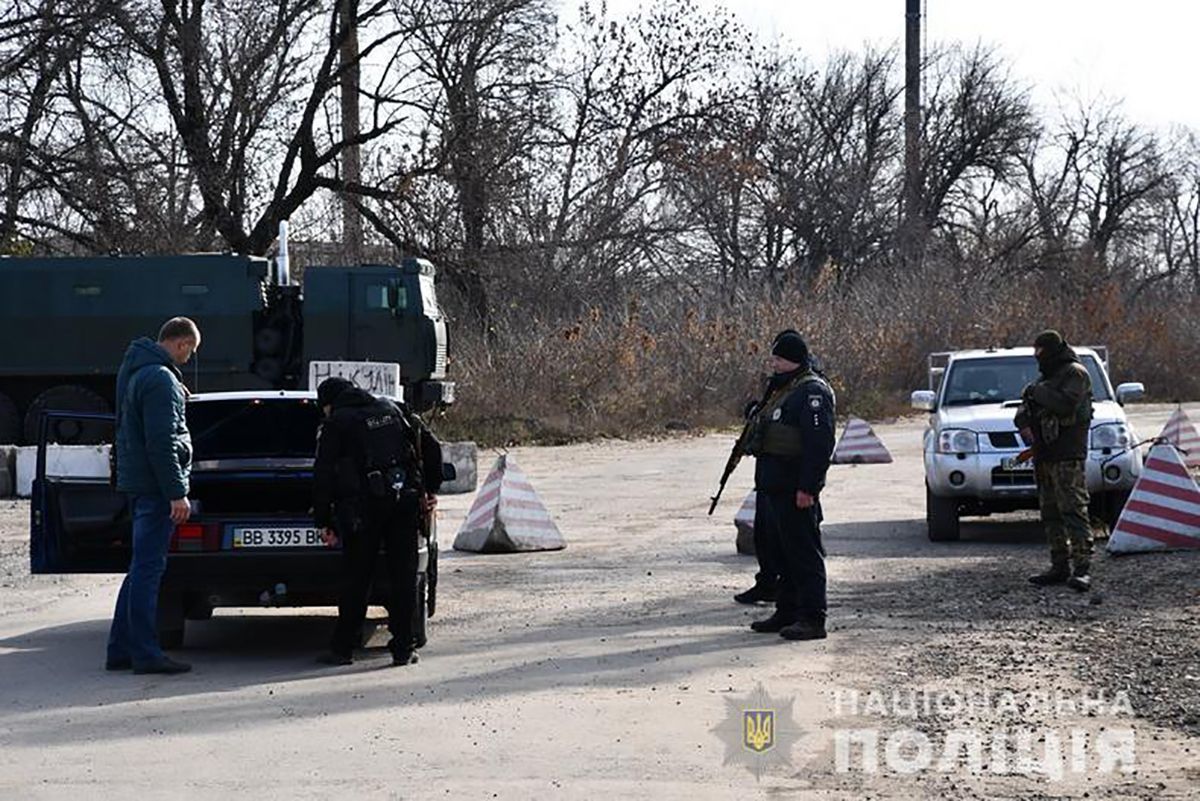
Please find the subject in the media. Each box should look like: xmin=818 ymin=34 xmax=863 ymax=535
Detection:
xmin=432 ymin=264 xmax=1200 ymax=446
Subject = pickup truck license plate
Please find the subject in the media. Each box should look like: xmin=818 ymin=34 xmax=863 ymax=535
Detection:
xmin=232 ymin=527 xmax=324 ymax=548
xmin=1000 ymin=457 xmax=1033 ymax=472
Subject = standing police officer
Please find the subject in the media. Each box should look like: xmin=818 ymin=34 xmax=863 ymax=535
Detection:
xmin=744 ymin=331 xmax=837 ymax=641
xmin=313 ymin=377 xmax=443 ymax=667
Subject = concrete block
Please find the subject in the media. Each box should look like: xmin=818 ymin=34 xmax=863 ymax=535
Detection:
xmin=15 ymin=444 xmax=110 ymax=498
xmin=0 ymin=445 xmax=17 ymax=499
xmin=440 ymin=440 xmax=478 ymax=495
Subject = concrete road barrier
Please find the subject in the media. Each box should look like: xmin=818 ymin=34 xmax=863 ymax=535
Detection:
xmin=0 ymin=445 xmax=17 ymax=498
xmin=14 ymin=444 xmax=110 ymax=498
xmin=440 ymin=441 xmax=478 ymax=495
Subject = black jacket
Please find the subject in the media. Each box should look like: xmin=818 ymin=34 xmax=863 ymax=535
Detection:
xmin=753 ymin=369 xmax=837 ymax=495
xmin=312 ymin=387 xmax=443 ymax=529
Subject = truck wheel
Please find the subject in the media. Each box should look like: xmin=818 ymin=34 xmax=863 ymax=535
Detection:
xmin=1090 ymin=490 xmax=1130 ymax=533
xmin=0 ymin=392 xmax=20 ymax=445
xmin=926 ymin=484 xmax=961 ymax=542
xmin=412 ymin=574 xmax=428 ymax=650
xmin=23 ymin=384 xmax=110 ymax=444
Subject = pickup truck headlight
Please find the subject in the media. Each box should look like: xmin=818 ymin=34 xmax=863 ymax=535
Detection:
xmin=938 ymin=429 xmax=979 ymax=454
xmin=1091 ymin=423 xmax=1130 ymax=450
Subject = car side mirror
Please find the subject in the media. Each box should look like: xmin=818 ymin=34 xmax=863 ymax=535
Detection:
xmin=911 ymin=390 xmax=937 ymax=412
xmin=441 ymin=462 xmax=457 ymax=482
xmin=1115 ymin=382 xmax=1145 ymax=405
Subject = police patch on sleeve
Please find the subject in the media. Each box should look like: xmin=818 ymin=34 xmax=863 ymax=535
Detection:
xmin=809 ymin=395 xmax=823 ymax=409
xmin=771 ymin=408 xmax=782 ymax=421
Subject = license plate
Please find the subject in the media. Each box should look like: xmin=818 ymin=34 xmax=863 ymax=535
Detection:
xmin=232 ymin=526 xmax=324 ymax=549
xmin=1000 ymin=457 xmax=1033 ymax=471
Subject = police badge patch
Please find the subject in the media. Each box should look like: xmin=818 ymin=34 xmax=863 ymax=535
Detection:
xmin=771 ymin=408 xmax=782 ymax=421
xmin=809 ymin=395 xmax=822 ymax=409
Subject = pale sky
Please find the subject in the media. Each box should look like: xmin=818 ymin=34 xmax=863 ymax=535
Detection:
xmin=587 ymin=0 xmax=1200 ymax=132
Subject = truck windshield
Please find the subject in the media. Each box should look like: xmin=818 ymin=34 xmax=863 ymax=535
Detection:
xmin=941 ymin=356 xmax=1111 ymax=407
xmin=187 ymin=399 xmax=321 ymax=459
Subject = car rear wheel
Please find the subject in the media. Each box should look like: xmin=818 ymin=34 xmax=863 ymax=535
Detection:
xmin=926 ymin=484 xmax=961 ymax=542
xmin=412 ymin=574 xmax=428 ymax=650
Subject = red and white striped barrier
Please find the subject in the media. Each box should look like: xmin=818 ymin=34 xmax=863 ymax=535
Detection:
xmin=831 ymin=417 xmax=893 ymax=464
xmin=1107 ymin=444 xmax=1200 ymax=554
xmin=452 ymin=454 xmax=566 ymax=553
xmin=1158 ymin=407 xmax=1200 ymax=469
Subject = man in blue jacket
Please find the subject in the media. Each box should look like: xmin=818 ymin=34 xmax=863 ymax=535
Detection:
xmin=106 ymin=317 xmax=200 ymax=674
xmin=744 ymin=331 xmax=837 ymax=641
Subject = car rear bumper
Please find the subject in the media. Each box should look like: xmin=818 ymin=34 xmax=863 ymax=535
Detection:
xmin=162 ymin=544 xmax=430 ymax=608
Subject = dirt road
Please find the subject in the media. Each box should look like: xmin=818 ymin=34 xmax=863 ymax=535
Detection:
xmin=1 ymin=405 xmax=1197 ymax=799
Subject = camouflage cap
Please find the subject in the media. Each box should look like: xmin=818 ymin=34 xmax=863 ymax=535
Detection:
xmin=1033 ymin=329 xmax=1065 ymax=350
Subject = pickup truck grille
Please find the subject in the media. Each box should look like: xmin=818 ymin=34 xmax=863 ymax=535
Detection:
xmin=991 ymin=467 xmax=1036 ymax=488
xmin=988 ymin=431 xmax=1020 ymax=448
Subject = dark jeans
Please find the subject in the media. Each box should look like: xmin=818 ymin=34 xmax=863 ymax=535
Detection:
xmin=107 ymin=495 xmax=173 ymax=667
xmin=330 ymin=499 xmax=420 ymax=658
xmin=757 ymin=491 xmax=827 ymax=622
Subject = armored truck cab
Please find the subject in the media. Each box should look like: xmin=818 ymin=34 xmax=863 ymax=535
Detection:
xmin=0 ymin=253 xmax=452 ymax=444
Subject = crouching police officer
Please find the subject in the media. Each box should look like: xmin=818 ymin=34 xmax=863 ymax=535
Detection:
xmin=744 ymin=331 xmax=837 ymax=641
xmin=313 ymin=377 xmax=443 ymax=667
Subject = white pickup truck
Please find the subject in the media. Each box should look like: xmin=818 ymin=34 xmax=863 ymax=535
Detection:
xmin=912 ymin=347 xmax=1145 ymax=541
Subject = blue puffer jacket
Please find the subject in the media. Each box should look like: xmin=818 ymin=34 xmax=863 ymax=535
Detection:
xmin=114 ymin=338 xmax=191 ymax=500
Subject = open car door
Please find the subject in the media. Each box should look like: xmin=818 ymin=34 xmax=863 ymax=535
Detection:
xmin=30 ymin=411 xmax=130 ymax=573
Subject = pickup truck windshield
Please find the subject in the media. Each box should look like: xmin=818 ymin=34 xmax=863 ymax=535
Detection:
xmin=941 ymin=355 xmax=1111 ymax=407
xmin=188 ymin=399 xmax=321 ymax=459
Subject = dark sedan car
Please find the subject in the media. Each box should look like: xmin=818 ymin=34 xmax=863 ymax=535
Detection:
xmin=30 ymin=391 xmax=439 ymax=648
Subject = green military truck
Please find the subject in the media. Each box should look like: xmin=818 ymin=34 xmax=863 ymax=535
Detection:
xmin=0 ymin=248 xmax=453 ymax=444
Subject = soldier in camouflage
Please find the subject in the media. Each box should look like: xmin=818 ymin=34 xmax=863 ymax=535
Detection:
xmin=1014 ymin=330 xmax=1094 ymax=592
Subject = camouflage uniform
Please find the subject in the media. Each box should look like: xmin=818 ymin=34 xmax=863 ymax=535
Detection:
xmin=1014 ymin=330 xmax=1094 ymax=590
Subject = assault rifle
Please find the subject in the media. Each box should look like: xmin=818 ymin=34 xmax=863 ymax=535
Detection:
xmin=708 ymin=413 xmax=757 ymax=515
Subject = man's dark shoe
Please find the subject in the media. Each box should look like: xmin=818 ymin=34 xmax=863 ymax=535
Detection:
xmin=1028 ymin=567 xmax=1070 ymax=586
xmin=734 ymin=584 xmax=777 ymax=605
xmin=105 ymin=658 xmax=132 ymax=671
xmin=132 ymin=657 xmax=192 ymax=675
xmin=1067 ymin=574 xmax=1092 ymax=592
xmin=779 ymin=620 xmax=827 ymax=641
xmin=316 ymin=651 xmax=354 ymax=666
xmin=391 ymin=650 xmax=419 ymax=667
xmin=749 ymin=612 xmax=795 ymax=633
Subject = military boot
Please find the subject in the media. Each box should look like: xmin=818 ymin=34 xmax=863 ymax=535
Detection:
xmin=734 ymin=583 xmax=777 ymax=605
xmin=749 ymin=611 xmax=795 ymax=633
xmin=1028 ymin=564 xmax=1070 ymax=586
xmin=779 ymin=618 xmax=827 ymax=641
xmin=1067 ymin=563 xmax=1092 ymax=593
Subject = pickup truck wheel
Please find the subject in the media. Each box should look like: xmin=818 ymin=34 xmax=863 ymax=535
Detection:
xmin=412 ymin=574 xmax=428 ymax=650
xmin=926 ymin=485 xmax=961 ymax=542
xmin=1090 ymin=490 xmax=1130 ymax=533
xmin=23 ymin=384 xmax=110 ymax=444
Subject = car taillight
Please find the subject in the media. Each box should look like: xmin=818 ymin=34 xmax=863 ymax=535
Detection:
xmin=172 ymin=523 xmax=206 ymax=552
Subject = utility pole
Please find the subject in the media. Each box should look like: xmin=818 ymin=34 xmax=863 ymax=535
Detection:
xmin=902 ymin=0 xmax=923 ymax=268
xmin=340 ymin=0 xmax=363 ymax=265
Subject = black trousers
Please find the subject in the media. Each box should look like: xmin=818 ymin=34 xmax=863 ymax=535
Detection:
xmin=757 ymin=490 xmax=826 ymax=622
xmin=330 ymin=499 xmax=420 ymax=657
xmin=752 ymin=491 xmax=781 ymax=589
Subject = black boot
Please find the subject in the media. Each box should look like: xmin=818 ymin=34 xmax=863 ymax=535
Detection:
xmin=749 ymin=611 xmax=795 ymax=633
xmin=734 ymin=584 xmax=777 ymax=605
xmin=1067 ymin=563 xmax=1091 ymax=592
xmin=1028 ymin=564 xmax=1069 ymax=586
xmin=779 ymin=618 xmax=827 ymax=641
xmin=391 ymin=650 xmax=419 ymax=667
